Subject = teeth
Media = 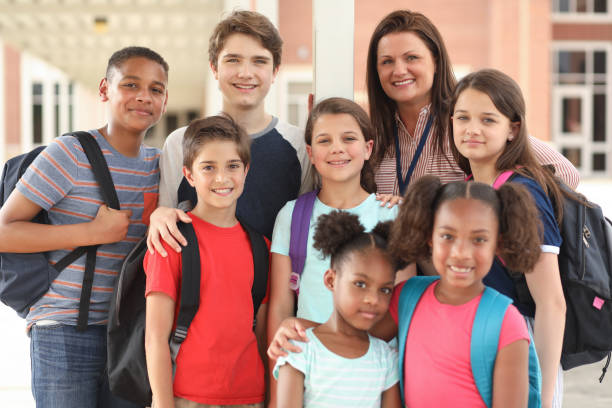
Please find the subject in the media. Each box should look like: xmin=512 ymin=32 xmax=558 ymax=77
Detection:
xmin=235 ymin=84 xmax=255 ymax=89
xmin=328 ymin=160 xmax=348 ymax=165
xmin=450 ymin=266 xmax=472 ymax=273
xmin=213 ymin=188 xmax=232 ymax=193
xmin=394 ymin=79 xmax=414 ymax=86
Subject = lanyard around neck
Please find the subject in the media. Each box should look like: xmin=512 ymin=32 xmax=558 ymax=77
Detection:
xmin=394 ymin=116 xmax=433 ymax=195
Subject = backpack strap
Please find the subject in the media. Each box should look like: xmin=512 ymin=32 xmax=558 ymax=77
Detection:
xmin=169 ymin=221 xmax=201 ymax=373
xmin=288 ymin=190 xmax=319 ymax=293
xmin=470 ymin=287 xmax=512 ymax=408
xmin=397 ymin=276 xmax=439 ymax=404
xmin=492 ymin=170 xmax=515 ymax=190
xmin=239 ymin=218 xmax=270 ymax=326
xmin=70 ymin=131 xmax=121 ymax=331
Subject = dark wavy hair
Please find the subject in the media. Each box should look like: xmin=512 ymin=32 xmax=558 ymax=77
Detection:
xmin=305 ymin=97 xmax=377 ymax=193
xmin=389 ymin=176 xmax=542 ymax=274
xmin=313 ymin=210 xmax=394 ymax=272
xmin=448 ymin=69 xmax=571 ymax=222
xmin=366 ymin=10 xmax=456 ymax=167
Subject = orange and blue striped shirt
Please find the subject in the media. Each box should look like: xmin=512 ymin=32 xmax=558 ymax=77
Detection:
xmin=16 ymin=130 xmax=160 ymax=328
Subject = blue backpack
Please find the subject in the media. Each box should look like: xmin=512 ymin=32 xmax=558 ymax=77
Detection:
xmin=397 ymin=276 xmax=542 ymax=408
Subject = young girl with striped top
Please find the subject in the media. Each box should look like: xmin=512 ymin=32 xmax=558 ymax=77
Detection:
xmin=274 ymin=211 xmax=400 ymax=407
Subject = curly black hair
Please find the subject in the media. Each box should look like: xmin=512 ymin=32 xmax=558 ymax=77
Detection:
xmin=389 ymin=176 xmax=542 ymax=274
xmin=312 ymin=210 xmax=395 ymax=271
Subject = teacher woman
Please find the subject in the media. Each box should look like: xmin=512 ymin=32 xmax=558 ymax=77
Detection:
xmin=366 ymin=10 xmax=578 ymax=196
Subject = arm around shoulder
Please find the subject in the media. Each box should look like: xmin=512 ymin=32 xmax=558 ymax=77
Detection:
xmin=528 ymin=134 xmax=580 ymax=188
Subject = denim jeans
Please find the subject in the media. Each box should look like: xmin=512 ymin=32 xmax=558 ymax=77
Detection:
xmin=30 ymin=324 xmax=142 ymax=408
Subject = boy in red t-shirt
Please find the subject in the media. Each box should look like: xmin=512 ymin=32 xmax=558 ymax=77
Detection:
xmin=144 ymin=115 xmax=268 ymax=408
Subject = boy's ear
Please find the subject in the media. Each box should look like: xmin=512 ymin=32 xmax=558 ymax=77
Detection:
xmin=323 ymin=268 xmax=336 ymax=291
xmin=210 ymin=61 xmax=219 ymax=80
xmin=271 ymin=65 xmax=280 ymax=83
xmin=183 ymin=166 xmax=196 ymax=187
xmin=99 ymin=78 xmax=110 ymax=102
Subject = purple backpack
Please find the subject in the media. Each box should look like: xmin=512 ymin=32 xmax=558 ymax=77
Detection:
xmin=288 ymin=190 xmax=318 ymax=293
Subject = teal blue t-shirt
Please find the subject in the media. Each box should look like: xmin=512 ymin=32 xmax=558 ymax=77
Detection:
xmin=270 ymin=193 xmax=397 ymax=323
xmin=273 ymin=328 xmax=399 ymax=407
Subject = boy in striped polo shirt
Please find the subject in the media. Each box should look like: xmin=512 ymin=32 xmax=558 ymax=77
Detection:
xmin=0 ymin=46 xmax=168 ymax=408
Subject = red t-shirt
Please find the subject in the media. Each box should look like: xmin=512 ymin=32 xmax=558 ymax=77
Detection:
xmin=144 ymin=213 xmax=269 ymax=405
xmin=389 ymin=280 xmax=529 ymax=407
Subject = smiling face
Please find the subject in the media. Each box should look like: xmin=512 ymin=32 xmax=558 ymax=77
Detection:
xmin=183 ymin=139 xmax=248 ymax=215
xmin=452 ymin=88 xmax=518 ymax=170
xmin=431 ymin=197 xmax=498 ymax=301
xmin=376 ymin=31 xmax=436 ymax=111
xmin=100 ymin=56 xmax=168 ymax=136
xmin=326 ymin=248 xmax=395 ymax=332
xmin=306 ymin=113 xmax=373 ymax=187
xmin=211 ymin=33 xmax=278 ymax=112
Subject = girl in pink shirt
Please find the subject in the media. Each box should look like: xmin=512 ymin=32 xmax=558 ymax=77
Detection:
xmin=387 ymin=176 xmax=543 ymax=407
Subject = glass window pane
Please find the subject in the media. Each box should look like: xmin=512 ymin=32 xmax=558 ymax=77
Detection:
xmin=576 ymin=0 xmax=588 ymax=12
xmin=562 ymin=147 xmax=582 ymax=168
xmin=593 ymin=94 xmax=606 ymax=142
xmin=558 ymin=51 xmax=586 ymax=74
xmin=562 ymin=98 xmax=582 ymax=133
xmin=592 ymin=153 xmax=606 ymax=171
xmin=594 ymin=51 xmax=606 ymax=74
xmin=594 ymin=0 xmax=608 ymax=12
xmin=558 ymin=0 xmax=570 ymax=12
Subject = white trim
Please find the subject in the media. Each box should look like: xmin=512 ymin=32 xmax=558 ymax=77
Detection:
xmin=540 ymin=245 xmax=561 ymax=255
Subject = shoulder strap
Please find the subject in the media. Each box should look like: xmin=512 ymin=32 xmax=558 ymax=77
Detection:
xmin=67 ymin=131 xmax=121 ymax=331
xmin=397 ymin=276 xmax=439 ymax=404
xmin=169 ymin=221 xmax=201 ymax=371
xmin=71 ymin=131 xmax=120 ymax=210
xmin=492 ymin=170 xmax=516 ymax=190
xmin=239 ymin=218 xmax=270 ymax=324
xmin=288 ymin=190 xmax=319 ymax=293
xmin=470 ymin=287 xmax=512 ymax=408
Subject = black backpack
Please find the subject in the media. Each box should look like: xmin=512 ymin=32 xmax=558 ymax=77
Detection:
xmin=0 ymin=132 xmax=120 ymax=331
xmin=107 ymin=218 xmax=269 ymax=406
xmin=497 ymin=171 xmax=612 ymax=381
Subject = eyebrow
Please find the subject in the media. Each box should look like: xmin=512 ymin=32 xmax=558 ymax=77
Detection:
xmin=437 ymin=225 xmax=491 ymax=234
xmin=121 ymin=75 xmax=166 ymax=89
xmin=454 ymin=109 xmax=500 ymax=117
xmin=378 ymin=50 xmax=418 ymax=59
xmin=353 ymin=272 xmax=394 ymax=285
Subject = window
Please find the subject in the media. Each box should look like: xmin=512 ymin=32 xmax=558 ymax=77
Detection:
xmin=32 ymin=83 xmax=43 ymax=145
xmin=553 ymin=0 xmax=611 ymax=20
xmin=553 ymin=43 xmax=611 ymax=177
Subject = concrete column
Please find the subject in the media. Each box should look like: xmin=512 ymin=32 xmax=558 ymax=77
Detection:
xmin=312 ymin=0 xmax=354 ymax=102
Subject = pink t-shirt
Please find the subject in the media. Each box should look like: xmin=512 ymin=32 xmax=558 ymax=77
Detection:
xmin=389 ymin=280 xmax=529 ymax=407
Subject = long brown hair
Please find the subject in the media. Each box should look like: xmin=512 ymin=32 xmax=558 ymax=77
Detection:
xmin=305 ymin=97 xmax=377 ymax=193
xmin=366 ymin=10 xmax=456 ymax=166
xmin=448 ymin=69 xmax=568 ymax=222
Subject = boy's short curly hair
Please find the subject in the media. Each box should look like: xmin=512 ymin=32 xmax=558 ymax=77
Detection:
xmin=105 ymin=46 xmax=169 ymax=80
xmin=208 ymin=10 xmax=282 ymax=70
xmin=182 ymin=115 xmax=251 ymax=170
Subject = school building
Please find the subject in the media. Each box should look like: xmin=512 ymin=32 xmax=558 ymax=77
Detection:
xmin=0 ymin=0 xmax=610 ymax=178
